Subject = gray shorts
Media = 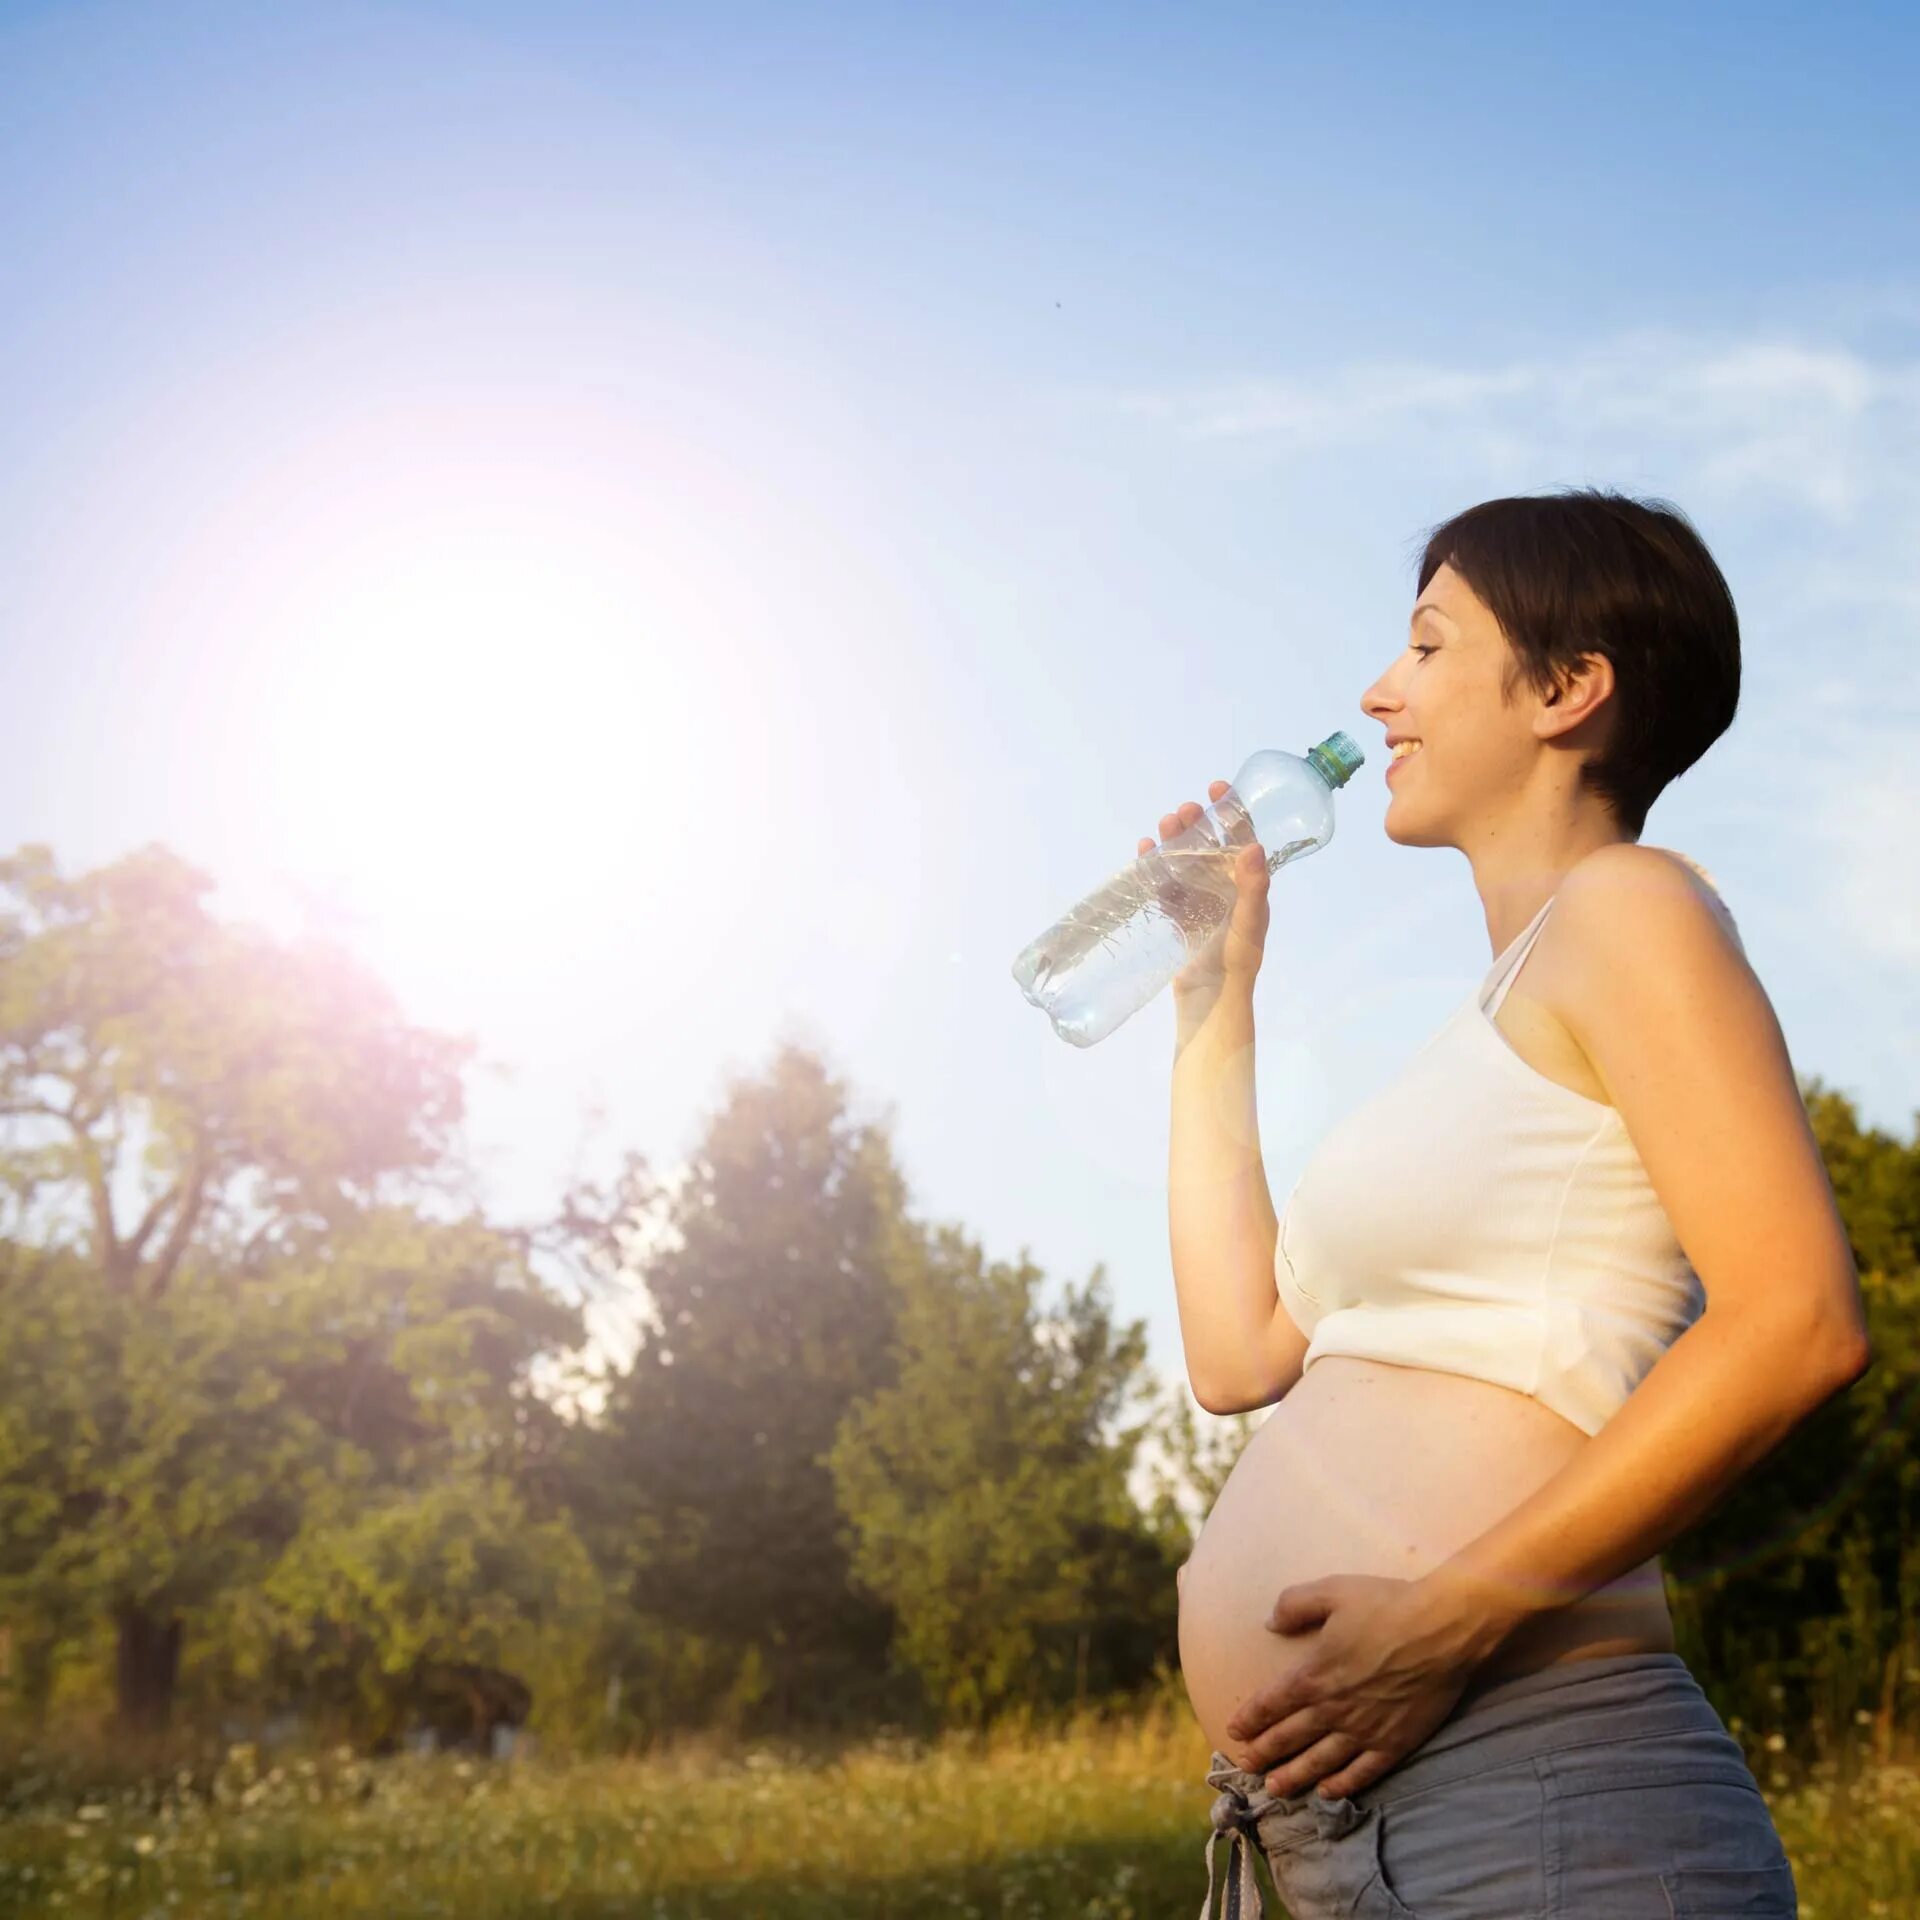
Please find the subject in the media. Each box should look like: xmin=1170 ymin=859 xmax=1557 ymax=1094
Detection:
xmin=1201 ymin=1650 xmax=1797 ymax=1918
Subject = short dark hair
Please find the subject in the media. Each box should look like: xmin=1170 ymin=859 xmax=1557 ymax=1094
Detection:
xmin=1411 ymin=487 xmax=1741 ymax=840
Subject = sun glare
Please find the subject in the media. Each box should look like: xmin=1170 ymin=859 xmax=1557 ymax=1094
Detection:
xmin=249 ymin=517 xmax=718 ymax=949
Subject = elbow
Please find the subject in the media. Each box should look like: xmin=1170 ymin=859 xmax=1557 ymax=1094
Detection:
xmin=1189 ymin=1375 xmax=1237 ymax=1417
xmin=1797 ymin=1319 xmax=1872 ymax=1403
xmin=1189 ymin=1370 xmax=1283 ymax=1417
xmin=1815 ymin=1260 xmax=1874 ymax=1386
xmin=1827 ymin=1329 xmax=1873 ymax=1386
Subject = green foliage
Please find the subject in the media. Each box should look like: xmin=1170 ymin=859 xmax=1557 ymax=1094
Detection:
xmin=828 ymin=1220 xmax=1178 ymax=1725
xmin=0 ymin=1205 xmax=592 ymax=1741
xmin=0 ymin=1242 xmax=341 ymax=1669
xmin=0 ymin=842 xmax=471 ymax=1295
xmin=572 ymin=1044 xmax=915 ymax=1730
xmin=194 ymin=1208 xmax=590 ymax=1735
xmin=232 ymin=1472 xmax=600 ymax=1744
xmin=0 ymin=842 xmax=583 ymax=1738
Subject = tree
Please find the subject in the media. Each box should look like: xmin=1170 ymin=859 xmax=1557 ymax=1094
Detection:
xmin=208 ymin=1207 xmax=592 ymax=1744
xmin=572 ymin=1043 xmax=913 ymax=1729
xmin=0 ymin=842 xmax=471 ymax=1295
xmin=0 ymin=1240 xmax=339 ymax=1731
xmin=0 ymin=842 xmax=480 ymax=1730
xmin=234 ymin=1471 xmax=599 ymax=1749
xmin=827 ymin=1220 xmax=1177 ymax=1725
xmin=0 ymin=1203 xmax=587 ymax=1739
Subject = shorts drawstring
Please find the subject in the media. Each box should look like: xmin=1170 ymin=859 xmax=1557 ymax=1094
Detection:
xmin=1199 ymin=1802 xmax=1265 ymax=1919
xmin=1201 ymin=1751 xmax=1372 ymax=1918
xmin=1201 ymin=1753 xmax=1281 ymax=1917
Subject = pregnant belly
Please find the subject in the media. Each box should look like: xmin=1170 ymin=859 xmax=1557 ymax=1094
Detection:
xmin=1177 ymin=1355 xmax=1675 ymax=1763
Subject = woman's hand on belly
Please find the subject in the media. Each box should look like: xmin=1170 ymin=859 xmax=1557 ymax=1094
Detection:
xmin=1223 ymin=1570 xmax=1502 ymax=1801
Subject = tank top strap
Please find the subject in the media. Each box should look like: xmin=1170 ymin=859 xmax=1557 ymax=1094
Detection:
xmin=1482 ymin=895 xmax=1557 ymax=1018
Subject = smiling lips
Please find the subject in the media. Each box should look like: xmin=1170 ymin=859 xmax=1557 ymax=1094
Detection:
xmin=1387 ymin=740 xmax=1423 ymax=777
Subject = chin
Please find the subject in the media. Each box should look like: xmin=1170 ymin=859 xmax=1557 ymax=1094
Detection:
xmin=1382 ymin=803 xmax=1449 ymax=849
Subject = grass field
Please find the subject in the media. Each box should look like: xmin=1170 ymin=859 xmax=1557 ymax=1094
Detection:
xmin=0 ymin=1697 xmax=1913 ymax=1917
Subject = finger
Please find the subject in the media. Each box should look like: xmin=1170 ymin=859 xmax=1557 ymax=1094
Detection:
xmin=1236 ymin=1703 xmax=1329 ymax=1775
xmin=1268 ymin=1581 xmax=1335 ymax=1633
xmin=1138 ymin=838 xmax=1154 ymax=854
xmin=1159 ymin=811 xmax=1181 ymax=842
xmin=1313 ymin=1747 xmax=1397 ymax=1801
xmin=1264 ymin=1731 xmax=1364 ymax=1800
xmin=1226 ymin=1674 xmax=1310 ymax=1743
xmin=1236 ymin=1681 xmax=1297 ymax=1758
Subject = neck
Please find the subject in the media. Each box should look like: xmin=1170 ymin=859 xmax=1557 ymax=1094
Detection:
xmin=1461 ymin=787 xmax=1634 ymax=960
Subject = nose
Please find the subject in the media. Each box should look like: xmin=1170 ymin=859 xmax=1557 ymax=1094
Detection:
xmin=1360 ymin=666 xmax=1401 ymax=730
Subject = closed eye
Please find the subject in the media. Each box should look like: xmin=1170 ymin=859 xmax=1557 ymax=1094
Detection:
xmin=1411 ymin=643 xmax=1437 ymax=658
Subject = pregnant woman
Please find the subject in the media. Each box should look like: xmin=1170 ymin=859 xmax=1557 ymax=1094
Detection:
xmin=1162 ymin=488 xmax=1870 ymax=1918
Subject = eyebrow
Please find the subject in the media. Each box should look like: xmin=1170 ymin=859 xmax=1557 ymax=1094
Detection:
xmin=1409 ymin=602 xmax=1456 ymax=630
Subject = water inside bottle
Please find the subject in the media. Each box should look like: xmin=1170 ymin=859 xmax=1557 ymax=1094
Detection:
xmin=1014 ymin=743 xmax=1352 ymax=1045
xmin=1014 ymin=793 xmax=1291 ymax=1001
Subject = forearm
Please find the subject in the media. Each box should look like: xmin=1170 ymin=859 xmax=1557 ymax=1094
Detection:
xmin=1168 ymin=983 xmax=1282 ymax=1406
xmin=1419 ymin=1303 xmax=1871 ymax=1661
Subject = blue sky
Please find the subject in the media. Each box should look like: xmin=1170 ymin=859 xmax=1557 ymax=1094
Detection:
xmin=3 ymin=0 xmax=1916 ymax=1404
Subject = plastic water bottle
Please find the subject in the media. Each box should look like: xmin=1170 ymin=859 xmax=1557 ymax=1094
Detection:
xmin=1011 ymin=732 xmax=1366 ymax=1047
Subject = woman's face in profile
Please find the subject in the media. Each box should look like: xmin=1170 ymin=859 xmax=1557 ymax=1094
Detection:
xmin=1359 ymin=562 xmax=1539 ymax=847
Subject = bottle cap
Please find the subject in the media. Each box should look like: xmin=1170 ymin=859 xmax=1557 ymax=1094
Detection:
xmin=1306 ymin=730 xmax=1365 ymax=789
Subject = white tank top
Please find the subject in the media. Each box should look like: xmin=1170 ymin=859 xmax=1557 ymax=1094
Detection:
xmin=1275 ymin=855 xmax=1736 ymax=1436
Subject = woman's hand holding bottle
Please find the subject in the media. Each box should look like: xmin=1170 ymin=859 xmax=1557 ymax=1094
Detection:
xmin=1139 ymin=778 xmax=1271 ymax=1029
xmin=1013 ymin=735 xmax=1353 ymax=1048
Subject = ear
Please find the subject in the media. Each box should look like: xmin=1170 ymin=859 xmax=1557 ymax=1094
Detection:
xmin=1538 ymin=650 xmax=1616 ymax=743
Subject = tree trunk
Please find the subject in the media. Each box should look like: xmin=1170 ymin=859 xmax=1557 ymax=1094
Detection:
xmin=9 ymin=1622 xmax=59 ymax=1731
xmin=114 ymin=1601 xmax=182 ymax=1734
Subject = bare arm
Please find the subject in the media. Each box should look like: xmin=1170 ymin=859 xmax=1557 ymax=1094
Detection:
xmin=1170 ymin=987 xmax=1309 ymax=1413
xmin=1147 ymin=779 xmax=1310 ymax=1415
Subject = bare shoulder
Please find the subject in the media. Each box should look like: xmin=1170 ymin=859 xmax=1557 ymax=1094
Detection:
xmin=1541 ymin=847 xmax=1865 ymax=1361
xmin=1535 ymin=841 xmax=1765 ymax=1106
xmin=1547 ymin=839 xmax=1774 ymax=1111
xmin=1558 ymin=842 xmax=1748 ymax=963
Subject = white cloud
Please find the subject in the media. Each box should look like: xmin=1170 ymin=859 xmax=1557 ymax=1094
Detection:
xmin=1114 ymin=326 xmax=1920 ymax=530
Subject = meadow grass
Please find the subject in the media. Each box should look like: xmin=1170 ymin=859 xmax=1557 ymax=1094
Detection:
xmin=0 ymin=1697 xmax=1913 ymax=1918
